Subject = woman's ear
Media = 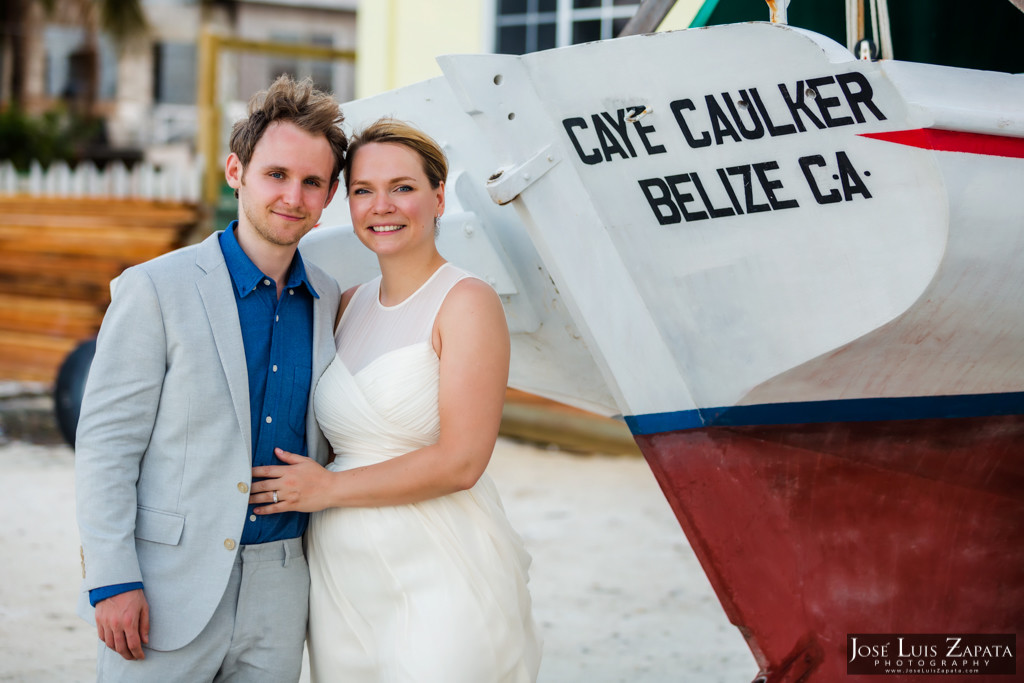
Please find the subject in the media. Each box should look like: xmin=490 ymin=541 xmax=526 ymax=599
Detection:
xmin=435 ymin=181 xmax=445 ymax=218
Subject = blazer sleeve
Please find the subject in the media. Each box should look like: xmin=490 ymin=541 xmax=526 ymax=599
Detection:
xmin=75 ymin=265 xmax=167 ymax=591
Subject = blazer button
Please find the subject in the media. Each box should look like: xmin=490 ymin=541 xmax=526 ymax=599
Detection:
xmin=237 ymin=482 xmax=249 ymax=493
xmin=224 ymin=539 xmax=236 ymax=550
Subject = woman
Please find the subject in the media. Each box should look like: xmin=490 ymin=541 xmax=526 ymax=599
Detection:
xmin=250 ymin=118 xmax=542 ymax=682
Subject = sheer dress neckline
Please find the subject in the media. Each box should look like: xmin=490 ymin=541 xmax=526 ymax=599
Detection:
xmin=375 ymin=262 xmax=453 ymax=311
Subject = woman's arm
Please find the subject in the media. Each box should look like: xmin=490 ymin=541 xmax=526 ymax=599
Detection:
xmin=250 ymin=277 xmax=510 ymax=512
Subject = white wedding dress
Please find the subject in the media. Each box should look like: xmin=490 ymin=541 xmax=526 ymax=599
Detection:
xmin=306 ymin=263 xmax=542 ymax=682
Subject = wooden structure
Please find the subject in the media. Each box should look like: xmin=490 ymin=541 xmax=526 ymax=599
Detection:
xmin=0 ymin=196 xmax=199 ymax=383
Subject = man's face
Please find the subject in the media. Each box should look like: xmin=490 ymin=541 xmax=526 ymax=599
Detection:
xmin=226 ymin=120 xmax=338 ymax=249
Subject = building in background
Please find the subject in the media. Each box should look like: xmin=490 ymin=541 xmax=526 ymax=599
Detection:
xmin=354 ymin=0 xmax=705 ymax=98
xmin=1 ymin=0 xmax=718 ymax=194
xmin=1 ymin=0 xmax=356 ymax=157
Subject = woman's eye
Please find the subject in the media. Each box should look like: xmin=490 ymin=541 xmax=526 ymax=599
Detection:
xmin=352 ymin=188 xmax=369 ymax=195
xmin=395 ymin=185 xmax=413 ymax=193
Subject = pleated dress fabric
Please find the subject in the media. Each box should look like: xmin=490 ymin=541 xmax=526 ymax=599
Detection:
xmin=306 ymin=263 xmax=541 ymax=682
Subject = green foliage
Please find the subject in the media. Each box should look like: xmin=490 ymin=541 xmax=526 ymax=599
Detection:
xmin=0 ymin=106 xmax=103 ymax=171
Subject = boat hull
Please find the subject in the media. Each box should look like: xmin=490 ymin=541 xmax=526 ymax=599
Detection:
xmin=303 ymin=21 xmax=1024 ymax=678
xmin=636 ymin=413 xmax=1024 ymax=681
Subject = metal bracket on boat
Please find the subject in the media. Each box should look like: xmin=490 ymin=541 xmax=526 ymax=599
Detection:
xmin=485 ymin=145 xmax=561 ymax=206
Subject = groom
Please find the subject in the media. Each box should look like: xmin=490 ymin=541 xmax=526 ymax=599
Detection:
xmin=75 ymin=75 xmax=345 ymax=681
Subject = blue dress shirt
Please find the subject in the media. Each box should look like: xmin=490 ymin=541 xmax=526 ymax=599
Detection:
xmin=220 ymin=221 xmax=317 ymax=544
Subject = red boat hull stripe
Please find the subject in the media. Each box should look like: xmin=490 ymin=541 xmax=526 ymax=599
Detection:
xmin=859 ymin=128 xmax=1024 ymax=158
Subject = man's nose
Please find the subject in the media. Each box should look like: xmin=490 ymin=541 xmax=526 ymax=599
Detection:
xmin=281 ymin=180 xmax=303 ymax=206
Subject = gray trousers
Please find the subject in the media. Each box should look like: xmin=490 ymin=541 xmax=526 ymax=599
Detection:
xmin=97 ymin=537 xmax=309 ymax=683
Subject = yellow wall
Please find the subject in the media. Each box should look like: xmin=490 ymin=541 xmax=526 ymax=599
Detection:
xmin=355 ymin=0 xmax=487 ymax=98
xmin=355 ymin=0 xmax=706 ymax=98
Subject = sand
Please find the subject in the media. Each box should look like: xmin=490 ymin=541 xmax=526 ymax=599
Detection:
xmin=0 ymin=437 xmax=757 ymax=682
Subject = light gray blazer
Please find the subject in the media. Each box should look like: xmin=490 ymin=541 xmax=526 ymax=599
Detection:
xmin=75 ymin=231 xmax=340 ymax=651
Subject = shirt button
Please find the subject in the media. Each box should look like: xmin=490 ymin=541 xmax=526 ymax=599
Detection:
xmin=263 ymin=279 xmax=271 ymax=286
xmin=272 ymin=365 xmax=278 ymax=372
xmin=237 ymin=482 xmax=249 ymax=493
xmin=275 ymin=315 xmax=279 ymax=322
xmin=224 ymin=539 xmax=236 ymax=550
xmin=266 ymin=416 xmax=272 ymax=423
xmin=250 ymin=515 xmax=257 ymax=522
xmin=289 ymin=289 xmax=294 ymax=295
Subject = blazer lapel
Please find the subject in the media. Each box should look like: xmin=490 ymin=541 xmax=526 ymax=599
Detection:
xmin=196 ymin=234 xmax=252 ymax=458
xmin=306 ymin=264 xmax=338 ymax=463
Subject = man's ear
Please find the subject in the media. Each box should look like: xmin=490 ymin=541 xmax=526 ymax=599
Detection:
xmin=324 ymin=178 xmax=340 ymax=207
xmin=225 ymin=153 xmax=243 ymax=190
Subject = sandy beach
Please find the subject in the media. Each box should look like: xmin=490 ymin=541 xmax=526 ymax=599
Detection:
xmin=0 ymin=436 xmax=757 ymax=682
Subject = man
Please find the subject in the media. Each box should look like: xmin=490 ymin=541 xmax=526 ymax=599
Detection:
xmin=75 ymin=75 xmax=346 ymax=681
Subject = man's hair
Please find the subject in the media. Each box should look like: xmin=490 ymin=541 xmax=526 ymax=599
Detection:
xmin=229 ymin=74 xmax=348 ymax=183
xmin=343 ymin=117 xmax=448 ymax=194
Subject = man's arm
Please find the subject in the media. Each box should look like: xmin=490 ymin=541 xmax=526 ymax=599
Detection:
xmin=75 ymin=266 xmax=167 ymax=658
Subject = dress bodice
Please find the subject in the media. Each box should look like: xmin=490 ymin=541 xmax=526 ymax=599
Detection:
xmin=313 ymin=263 xmax=472 ymax=468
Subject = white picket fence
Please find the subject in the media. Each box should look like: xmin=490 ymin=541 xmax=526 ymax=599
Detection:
xmin=0 ymin=158 xmax=202 ymax=202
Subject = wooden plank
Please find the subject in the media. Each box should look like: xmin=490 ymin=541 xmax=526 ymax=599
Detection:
xmin=0 ymin=198 xmax=199 ymax=384
xmin=500 ymin=388 xmax=641 ymax=456
xmin=0 ymin=196 xmax=198 ymax=220
xmin=1 ymin=213 xmax=196 ymax=229
xmin=0 ymin=230 xmax=179 ymax=261
xmin=0 ymin=252 xmax=132 ymax=295
xmin=0 ymin=295 xmax=101 ymax=338
xmin=0 ymin=330 xmax=79 ymax=384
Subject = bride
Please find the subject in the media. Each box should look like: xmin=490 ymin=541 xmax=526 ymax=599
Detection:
xmin=250 ymin=118 xmax=542 ymax=682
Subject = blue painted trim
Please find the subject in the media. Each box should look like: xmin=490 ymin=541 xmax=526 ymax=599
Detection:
xmin=624 ymin=392 xmax=1024 ymax=436
xmin=689 ymin=0 xmax=723 ymax=28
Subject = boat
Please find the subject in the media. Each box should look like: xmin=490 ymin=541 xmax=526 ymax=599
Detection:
xmin=304 ymin=4 xmax=1024 ymax=680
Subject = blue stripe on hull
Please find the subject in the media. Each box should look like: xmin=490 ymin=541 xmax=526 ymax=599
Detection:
xmin=624 ymin=391 xmax=1024 ymax=436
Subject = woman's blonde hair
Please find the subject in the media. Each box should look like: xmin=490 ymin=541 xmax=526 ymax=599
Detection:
xmin=343 ymin=118 xmax=448 ymax=194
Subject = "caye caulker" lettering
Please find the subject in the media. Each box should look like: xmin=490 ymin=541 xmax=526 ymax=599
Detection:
xmin=560 ymin=70 xmax=887 ymax=226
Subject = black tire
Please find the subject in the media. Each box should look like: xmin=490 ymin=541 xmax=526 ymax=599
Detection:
xmin=53 ymin=339 xmax=97 ymax=449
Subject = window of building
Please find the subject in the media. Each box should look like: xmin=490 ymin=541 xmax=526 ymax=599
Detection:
xmin=268 ymin=33 xmax=335 ymax=93
xmin=495 ymin=0 xmax=641 ymax=55
xmin=153 ymin=42 xmax=197 ymax=105
xmin=43 ymin=25 xmax=117 ymax=100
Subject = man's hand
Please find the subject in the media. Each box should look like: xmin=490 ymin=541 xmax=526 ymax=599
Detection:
xmin=95 ymin=588 xmax=149 ymax=660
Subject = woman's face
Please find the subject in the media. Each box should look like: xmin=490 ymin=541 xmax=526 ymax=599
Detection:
xmin=346 ymin=142 xmax=444 ymax=258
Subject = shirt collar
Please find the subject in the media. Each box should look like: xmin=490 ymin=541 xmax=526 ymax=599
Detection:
xmin=219 ymin=221 xmax=319 ymax=299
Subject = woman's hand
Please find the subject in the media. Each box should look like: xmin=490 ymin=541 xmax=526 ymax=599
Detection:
xmin=249 ymin=448 xmax=336 ymax=513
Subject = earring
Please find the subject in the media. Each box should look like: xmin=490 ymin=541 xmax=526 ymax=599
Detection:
xmin=234 ymin=189 xmax=239 ymax=199
xmin=433 ymin=215 xmax=440 ymax=238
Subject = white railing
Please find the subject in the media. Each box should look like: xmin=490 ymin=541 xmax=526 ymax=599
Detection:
xmin=0 ymin=158 xmax=202 ymax=202
xmin=150 ymin=105 xmax=200 ymax=146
